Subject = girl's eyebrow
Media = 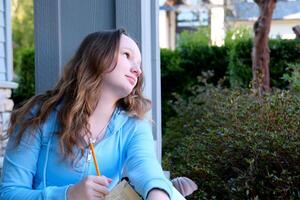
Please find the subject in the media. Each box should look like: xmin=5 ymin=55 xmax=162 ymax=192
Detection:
xmin=123 ymin=47 xmax=134 ymax=52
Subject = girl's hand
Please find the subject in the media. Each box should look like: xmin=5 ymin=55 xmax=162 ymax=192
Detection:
xmin=67 ymin=175 xmax=112 ymax=200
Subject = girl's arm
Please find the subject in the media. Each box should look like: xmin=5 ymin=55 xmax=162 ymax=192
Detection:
xmin=0 ymin=125 xmax=71 ymax=200
xmin=147 ymin=188 xmax=170 ymax=200
xmin=124 ymin=120 xmax=173 ymax=200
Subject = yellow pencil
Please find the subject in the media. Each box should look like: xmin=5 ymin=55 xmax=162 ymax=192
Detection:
xmin=89 ymin=142 xmax=101 ymax=176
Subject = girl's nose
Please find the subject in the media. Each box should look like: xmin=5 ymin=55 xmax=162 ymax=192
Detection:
xmin=131 ymin=65 xmax=142 ymax=77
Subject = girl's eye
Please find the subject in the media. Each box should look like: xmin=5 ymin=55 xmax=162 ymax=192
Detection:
xmin=124 ymin=52 xmax=130 ymax=58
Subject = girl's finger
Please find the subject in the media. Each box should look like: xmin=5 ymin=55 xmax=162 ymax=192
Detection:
xmin=91 ymin=184 xmax=110 ymax=196
xmin=91 ymin=192 xmax=104 ymax=200
xmin=93 ymin=176 xmax=112 ymax=186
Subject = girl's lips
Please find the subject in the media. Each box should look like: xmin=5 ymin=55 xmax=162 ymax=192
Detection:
xmin=125 ymin=75 xmax=136 ymax=86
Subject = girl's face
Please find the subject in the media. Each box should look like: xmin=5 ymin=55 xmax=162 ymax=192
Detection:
xmin=102 ymin=34 xmax=142 ymax=98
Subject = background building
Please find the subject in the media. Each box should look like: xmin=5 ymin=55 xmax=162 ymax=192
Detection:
xmin=229 ymin=0 xmax=300 ymax=39
xmin=159 ymin=0 xmax=300 ymax=48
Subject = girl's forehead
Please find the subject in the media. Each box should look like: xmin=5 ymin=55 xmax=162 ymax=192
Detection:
xmin=120 ymin=35 xmax=140 ymax=53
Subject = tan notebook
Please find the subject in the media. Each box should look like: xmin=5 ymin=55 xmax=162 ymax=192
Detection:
xmin=104 ymin=179 xmax=187 ymax=200
xmin=104 ymin=180 xmax=141 ymax=200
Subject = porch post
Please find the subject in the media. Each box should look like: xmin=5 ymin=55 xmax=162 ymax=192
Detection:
xmin=116 ymin=0 xmax=162 ymax=162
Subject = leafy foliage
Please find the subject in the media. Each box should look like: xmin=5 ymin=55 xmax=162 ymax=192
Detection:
xmin=228 ymin=39 xmax=300 ymax=88
xmin=10 ymin=0 xmax=35 ymax=105
xmin=225 ymin=26 xmax=253 ymax=47
xmin=177 ymin=27 xmax=211 ymax=48
xmin=163 ymin=85 xmax=300 ymax=199
xmin=12 ymin=0 xmax=34 ymax=49
xmin=282 ymin=63 xmax=300 ymax=93
xmin=12 ymin=48 xmax=35 ymax=106
xmin=161 ymin=44 xmax=229 ymax=129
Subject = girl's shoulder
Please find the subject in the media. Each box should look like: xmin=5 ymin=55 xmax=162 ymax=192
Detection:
xmin=118 ymin=108 xmax=152 ymax=130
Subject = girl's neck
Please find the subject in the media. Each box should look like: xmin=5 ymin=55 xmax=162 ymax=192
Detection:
xmin=87 ymin=92 xmax=117 ymax=144
xmin=91 ymin=89 xmax=118 ymax=120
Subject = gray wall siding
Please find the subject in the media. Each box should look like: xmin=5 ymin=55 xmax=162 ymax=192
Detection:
xmin=60 ymin=0 xmax=115 ymax=67
xmin=0 ymin=73 xmax=6 ymax=80
xmin=0 ymin=0 xmax=6 ymax=81
xmin=0 ymin=0 xmax=3 ymax=11
xmin=150 ymin=0 xmax=162 ymax=162
xmin=35 ymin=0 xmax=115 ymax=93
xmin=0 ymin=39 xmax=4 ymax=55
xmin=0 ymin=0 xmax=13 ymax=82
xmin=116 ymin=0 xmax=162 ymax=161
xmin=0 ymin=27 xmax=5 ymax=41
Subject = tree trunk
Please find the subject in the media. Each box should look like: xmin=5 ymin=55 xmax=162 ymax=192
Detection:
xmin=252 ymin=0 xmax=276 ymax=95
xmin=292 ymin=25 xmax=300 ymax=40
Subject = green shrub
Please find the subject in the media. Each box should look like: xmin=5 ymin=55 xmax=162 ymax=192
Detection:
xmin=160 ymin=45 xmax=229 ymax=130
xmin=160 ymin=48 xmax=184 ymax=129
xmin=228 ymin=38 xmax=253 ymax=88
xmin=225 ymin=26 xmax=253 ymax=48
xmin=179 ymin=44 xmax=229 ymax=87
xmin=161 ymin=48 xmax=184 ymax=99
xmin=12 ymin=48 xmax=35 ymax=106
xmin=269 ymin=40 xmax=300 ymax=88
xmin=228 ymin=39 xmax=300 ymax=88
xmin=177 ymin=27 xmax=211 ymax=48
xmin=163 ymin=85 xmax=300 ymax=199
xmin=161 ymin=45 xmax=229 ymax=102
xmin=282 ymin=63 xmax=300 ymax=93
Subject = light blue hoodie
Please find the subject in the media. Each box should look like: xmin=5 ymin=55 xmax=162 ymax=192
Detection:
xmin=0 ymin=105 xmax=173 ymax=199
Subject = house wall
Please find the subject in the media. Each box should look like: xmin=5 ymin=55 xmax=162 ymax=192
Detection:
xmin=270 ymin=20 xmax=300 ymax=39
xmin=211 ymin=0 xmax=225 ymax=46
xmin=159 ymin=10 xmax=176 ymax=49
xmin=233 ymin=19 xmax=300 ymax=39
xmin=0 ymin=0 xmax=7 ymax=80
xmin=0 ymin=0 xmax=17 ymax=174
xmin=159 ymin=10 xmax=169 ymax=48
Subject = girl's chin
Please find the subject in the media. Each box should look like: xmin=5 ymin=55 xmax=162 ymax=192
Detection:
xmin=118 ymin=87 xmax=134 ymax=99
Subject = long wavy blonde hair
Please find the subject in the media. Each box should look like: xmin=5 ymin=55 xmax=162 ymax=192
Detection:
xmin=7 ymin=29 xmax=151 ymax=158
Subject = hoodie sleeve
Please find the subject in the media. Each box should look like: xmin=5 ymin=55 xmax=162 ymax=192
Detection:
xmin=124 ymin=120 xmax=173 ymax=200
xmin=0 ymin=125 xmax=71 ymax=200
